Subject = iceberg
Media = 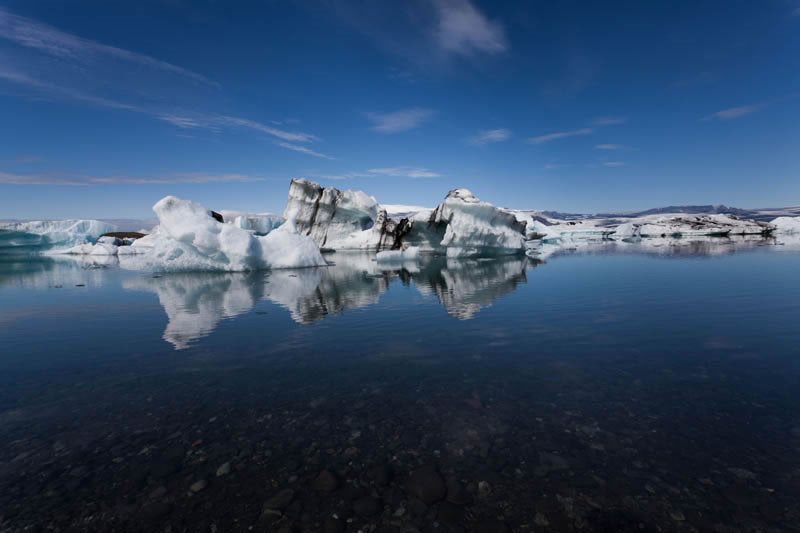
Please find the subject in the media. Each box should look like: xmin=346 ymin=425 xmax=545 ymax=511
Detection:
xmin=283 ymin=180 xmax=528 ymax=256
xmin=425 ymin=188 xmax=527 ymax=257
xmin=219 ymin=210 xmax=284 ymax=235
xmin=284 ymin=179 xmax=379 ymax=247
xmin=120 ymin=196 xmax=327 ymax=272
xmin=614 ymin=213 xmax=772 ymax=239
xmin=282 ymin=178 xmax=413 ymax=252
xmin=0 ymin=219 xmax=117 ymax=250
xmin=771 ymin=216 xmax=800 ymax=234
xmin=376 ymin=246 xmax=421 ymax=263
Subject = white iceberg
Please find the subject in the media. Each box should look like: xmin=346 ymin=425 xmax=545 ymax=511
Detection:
xmin=376 ymin=246 xmax=421 ymax=263
xmin=219 ymin=210 xmax=284 ymax=235
xmin=0 ymin=219 xmax=117 ymax=249
xmin=120 ymin=195 xmax=327 ymax=272
xmin=425 ymin=189 xmax=527 ymax=257
xmin=60 ymin=242 xmax=119 ymax=256
xmin=614 ymin=213 xmax=772 ymax=239
xmin=771 ymin=216 xmax=800 ymax=234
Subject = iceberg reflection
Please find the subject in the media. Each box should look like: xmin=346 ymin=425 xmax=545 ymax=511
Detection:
xmin=124 ymin=254 xmax=532 ymax=349
xmin=124 ymin=273 xmax=265 ymax=349
xmin=410 ymin=257 xmax=530 ymax=319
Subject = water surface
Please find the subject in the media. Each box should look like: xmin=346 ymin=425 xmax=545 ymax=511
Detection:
xmin=1 ymin=247 xmax=799 ymax=532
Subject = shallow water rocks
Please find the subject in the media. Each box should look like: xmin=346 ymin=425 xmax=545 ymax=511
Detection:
xmin=312 ymin=468 xmax=340 ymax=492
xmin=189 ymin=479 xmax=207 ymax=493
xmin=445 ymin=477 xmax=471 ymax=505
xmin=264 ymin=488 xmax=295 ymax=511
xmin=215 ymin=461 xmax=231 ymax=477
xmin=367 ymin=462 xmax=392 ymax=487
xmin=353 ymin=494 xmax=383 ymax=517
xmin=405 ymin=464 xmax=446 ymax=505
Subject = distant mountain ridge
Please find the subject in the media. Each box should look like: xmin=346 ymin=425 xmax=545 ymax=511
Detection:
xmin=540 ymin=205 xmax=800 ymax=222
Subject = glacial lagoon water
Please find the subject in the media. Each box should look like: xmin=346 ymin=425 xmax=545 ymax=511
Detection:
xmin=1 ymin=245 xmax=799 ymax=532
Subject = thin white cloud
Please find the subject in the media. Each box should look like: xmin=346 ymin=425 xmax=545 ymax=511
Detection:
xmin=366 ymin=167 xmax=441 ymax=178
xmin=367 ymin=108 xmax=434 ymax=133
xmin=0 ymin=7 xmax=215 ymax=86
xmin=218 ymin=116 xmax=318 ymax=143
xmin=275 ymin=142 xmax=333 ymax=159
xmin=0 ymin=67 xmax=328 ymax=158
xmin=0 ymin=9 xmax=329 ymax=159
xmin=0 ymin=171 xmax=84 ymax=186
xmin=0 ymin=171 xmax=264 ymax=186
xmin=602 ymin=161 xmax=625 ymax=168
xmin=592 ymin=116 xmax=627 ymax=126
xmin=594 ymin=143 xmax=630 ymax=150
xmin=159 ymin=114 xmax=318 ymax=143
xmin=157 ymin=114 xmax=213 ymax=130
xmin=469 ymin=128 xmax=511 ymax=145
xmin=433 ymin=0 xmax=508 ymax=57
xmin=708 ymin=104 xmax=761 ymax=120
xmin=311 ymin=166 xmax=442 ymax=180
xmin=0 ymin=67 xmax=139 ymax=111
xmin=528 ymin=127 xmax=593 ymax=144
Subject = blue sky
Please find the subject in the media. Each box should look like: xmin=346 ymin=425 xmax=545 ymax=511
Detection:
xmin=1 ymin=0 xmax=799 ymax=219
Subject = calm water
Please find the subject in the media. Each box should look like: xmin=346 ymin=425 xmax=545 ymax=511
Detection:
xmin=1 ymin=247 xmax=799 ymax=532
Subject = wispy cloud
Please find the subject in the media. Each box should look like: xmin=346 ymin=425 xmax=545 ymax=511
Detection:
xmin=0 ymin=7 xmax=215 ymax=86
xmin=0 ymin=67 xmax=139 ymax=111
xmin=312 ymin=166 xmax=442 ymax=180
xmin=707 ymin=104 xmax=761 ymax=120
xmin=275 ymin=142 xmax=333 ymax=159
xmin=159 ymin=114 xmax=318 ymax=143
xmin=215 ymin=116 xmax=318 ymax=143
xmin=327 ymin=0 xmax=507 ymax=67
xmin=592 ymin=116 xmax=627 ymax=126
xmin=469 ymin=128 xmax=511 ymax=145
xmin=528 ymin=127 xmax=593 ymax=145
xmin=367 ymin=108 xmax=434 ymax=133
xmin=433 ymin=0 xmax=508 ymax=57
xmin=0 ymin=8 xmax=329 ymax=158
xmin=602 ymin=161 xmax=625 ymax=168
xmin=0 ymin=171 xmax=264 ymax=186
xmin=157 ymin=114 xmax=214 ymax=131
xmin=0 ymin=66 xmax=327 ymax=158
xmin=594 ymin=143 xmax=630 ymax=150
xmin=0 ymin=171 xmax=83 ymax=186
xmin=366 ymin=167 xmax=441 ymax=178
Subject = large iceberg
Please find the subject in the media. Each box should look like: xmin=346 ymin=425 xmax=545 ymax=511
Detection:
xmin=283 ymin=179 xmax=527 ymax=257
xmin=282 ymin=178 xmax=412 ymax=252
xmin=0 ymin=219 xmax=117 ymax=250
xmin=119 ymin=196 xmax=327 ymax=272
xmin=423 ymin=189 xmax=527 ymax=257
